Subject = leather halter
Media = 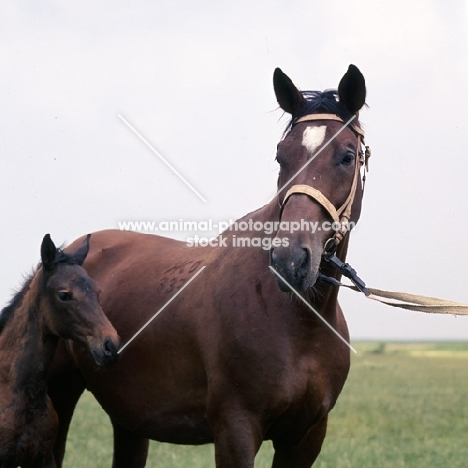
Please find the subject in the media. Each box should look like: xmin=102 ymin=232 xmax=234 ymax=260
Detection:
xmin=280 ymin=113 xmax=370 ymax=252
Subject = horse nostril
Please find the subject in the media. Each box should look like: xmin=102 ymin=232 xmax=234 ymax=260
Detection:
xmin=298 ymin=248 xmax=311 ymax=275
xmin=270 ymin=248 xmax=278 ymax=266
xmin=104 ymin=337 xmax=115 ymax=356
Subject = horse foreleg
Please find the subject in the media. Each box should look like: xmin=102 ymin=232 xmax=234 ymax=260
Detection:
xmin=208 ymin=407 xmax=263 ymax=468
xmin=111 ymin=421 xmax=149 ymax=468
xmin=271 ymin=416 xmax=328 ymax=468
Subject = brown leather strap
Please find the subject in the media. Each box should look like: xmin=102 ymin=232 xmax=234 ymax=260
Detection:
xmin=337 ymin=141 xmax=360 ymax=219
xmin=333 ymin=135 xmax=362 ymax=244
xmin=282 ymin=185 xmax=340 ymax=224
xmin=295 ymin=113 xmax=365 ymax=138
xmin=295 ymin=114 xmax=345 ymax=124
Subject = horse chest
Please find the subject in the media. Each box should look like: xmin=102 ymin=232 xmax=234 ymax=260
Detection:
xmin=286 ymin=353 xmax=345 ymax=405
xmin=0 ymin=395 xmax=57 ymax=467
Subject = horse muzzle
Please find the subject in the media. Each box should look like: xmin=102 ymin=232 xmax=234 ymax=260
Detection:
xmin=270 ymin=244 xmax=319 ymax=292
xmin=89 ymin=335 xmax=121 ymax=366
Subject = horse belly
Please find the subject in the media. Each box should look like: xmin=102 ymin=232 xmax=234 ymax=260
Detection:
xmin=91 ymin=379 xmax=212 ymax=445
xmin=137 ymin=407 xmax=213 ymax=445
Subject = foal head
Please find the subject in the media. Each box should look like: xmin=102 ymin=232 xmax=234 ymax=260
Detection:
xmin=40 ymin=234 xmax=120 ymax=365
xmin=270 ymin=65 xmax=366 ymax=292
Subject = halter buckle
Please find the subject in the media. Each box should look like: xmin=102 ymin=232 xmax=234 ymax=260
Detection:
xmin=322 ymin=252 xmax=370 ymax=296
xmin=323 ymin=237 xmax=337 ymax=256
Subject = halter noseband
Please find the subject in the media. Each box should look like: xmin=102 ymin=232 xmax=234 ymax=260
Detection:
xmin=280 ymin=113 xmax=370 ymax=253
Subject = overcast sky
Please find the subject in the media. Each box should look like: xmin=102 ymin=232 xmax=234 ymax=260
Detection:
xmin=1 ymin=1 xmax=468 ymax=340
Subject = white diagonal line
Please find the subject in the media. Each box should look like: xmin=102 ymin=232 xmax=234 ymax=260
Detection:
xmin=269 ymin=266 xmax=357 ymax=354
xmin=117 ymin=266 xmax=206 ymax=354
xmin=271 ymin=115 xmax=356 ymax=203
xmin=118 ymin=114 xmax=207 ymax=203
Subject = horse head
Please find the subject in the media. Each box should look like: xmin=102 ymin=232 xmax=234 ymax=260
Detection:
xmin=270 ymin=65 xmax=367 ymax=292
xmin=40 ymin=234 xmax=121 ymax=365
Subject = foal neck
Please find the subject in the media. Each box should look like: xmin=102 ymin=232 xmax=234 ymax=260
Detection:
xmin=0 ymin=269 xmax=58 ymax=399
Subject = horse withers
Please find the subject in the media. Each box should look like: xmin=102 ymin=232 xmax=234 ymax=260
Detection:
xmin=0 ymin=234 xmax=120 ymax=468
xmin=50 ymin=64 xmax=367 ymax=468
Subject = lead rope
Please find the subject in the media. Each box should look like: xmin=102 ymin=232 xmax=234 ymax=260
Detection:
xmin=319 ymin=250 xmax=468 ymax=315
xmin=319 ymin=272 xmax=468 ymax=315
xmin=320 ymin=141 xmax=468 ymax=315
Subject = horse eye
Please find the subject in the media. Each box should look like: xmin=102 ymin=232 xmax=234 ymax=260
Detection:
xmin=276 ymin=154 xmax=285 ymax=166
xmin=57 ymin=291 xmax=73 ymax=302
xmin=341 ymin=152 xmax=354 ymax=166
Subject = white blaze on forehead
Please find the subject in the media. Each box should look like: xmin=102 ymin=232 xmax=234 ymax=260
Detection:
xmin=302 ymin=125 xmax=327 ymax=155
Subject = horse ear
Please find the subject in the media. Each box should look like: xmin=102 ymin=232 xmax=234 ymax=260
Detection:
xmin=338 ymin=64 xmax=366 ymax=114
xmin=273 ymin=68 xmax=305 ymax=115
xmin=41 ymin=234 xmax=57 ymax=271
xmin=71 ymin=234 xmax=91 ymax=266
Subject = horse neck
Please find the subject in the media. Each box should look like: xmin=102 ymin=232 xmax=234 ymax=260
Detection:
xmin=224 ymin=199 xmax=281 ymax=239
xmin=0 ymin=271 xmax=58 ymax=399
xmin=228 ymin=200 xmax=353 ymax=310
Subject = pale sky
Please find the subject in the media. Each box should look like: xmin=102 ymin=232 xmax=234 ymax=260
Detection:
xmin=1 ymin=1 xmax=468 ymax=339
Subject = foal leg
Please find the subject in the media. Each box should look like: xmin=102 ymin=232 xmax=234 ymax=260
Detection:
xmin=47 ymin=342 xmax=86 ymax=468
xmin=29 ymin=452 xmax=58 ymax=468
xmin=41 ymin=451 xmax=58 ymax=468
xmin=111 ymin=421 xmax=149 ymax=468
xmin=271 ymin=416 xmax=328 ymax=468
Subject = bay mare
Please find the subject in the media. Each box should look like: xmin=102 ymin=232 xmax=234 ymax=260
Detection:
xmin=0 ymin=235 xmax=120 ymax=468
xmin=49 ymin=65 xmax=367 ymax=467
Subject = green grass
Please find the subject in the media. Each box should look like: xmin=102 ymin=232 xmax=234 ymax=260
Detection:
xmin=63 ymin=342 xmax=468 ymax=467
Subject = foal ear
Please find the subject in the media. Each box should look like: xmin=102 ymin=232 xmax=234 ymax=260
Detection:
xmin=273 ymin=68 xmax=305 ymax=115
xmin=41 ymin=234 xmax=57 ymax=271
xmin=71 ymin=234 xmax=91 ymax=266
xmin=338 ymin=64 xmax=366 ymax=115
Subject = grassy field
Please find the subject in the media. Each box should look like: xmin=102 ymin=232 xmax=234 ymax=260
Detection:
xmin=63 ymin=342 xmax=468 ymax=467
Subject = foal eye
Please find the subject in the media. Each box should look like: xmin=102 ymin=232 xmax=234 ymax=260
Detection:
xmin=57 ymin=291 xmax=73 ymax=302
xmin=340 ymin=152 xmax=354 ymax=166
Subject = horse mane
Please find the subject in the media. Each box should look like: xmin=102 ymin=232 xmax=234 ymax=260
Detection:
xmin=0 ymin=247 xmax=76 ymax=335
xmin=0 ymin=271 xmax=36 ymax=335
xmin=283 ymin=89 xmax=360 ymax=135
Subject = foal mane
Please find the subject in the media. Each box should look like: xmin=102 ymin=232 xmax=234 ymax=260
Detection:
xmin=283 ymin=89 xmax=361 ymax=135
xmin=0 ymin=248 xmax=75 ymax=335
xmin=0 ymin=273 xmax=35 ymax=335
